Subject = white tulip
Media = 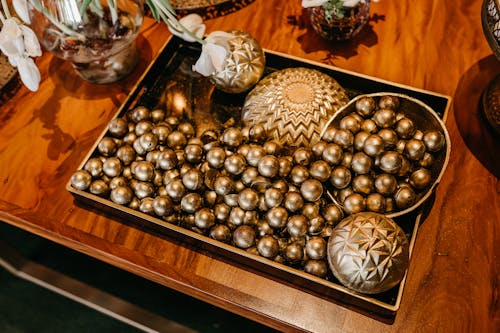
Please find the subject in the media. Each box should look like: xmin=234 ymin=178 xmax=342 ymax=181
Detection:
xmin=12 ymin=0 xmax=31 ymax=24
xmin=0 ymin=18 xmax=25 ymax=58
xmin=192 ymin=31 xmax=233 ymax=77
xmin=342 ymin=0 xmax=364 ymax=7
xmin=19 ymin=25 xmax=41 ymax=57
xmin=301 ymin=0 xmax=328 ymax=8
xmin=13 ymin=55 xmax=40 ymax=91
xmin=168 ymin=14 xmax=206 ymax=43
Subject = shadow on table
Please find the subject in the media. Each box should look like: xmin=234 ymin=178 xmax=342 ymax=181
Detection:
xmin=453 ymin=54 xmax=500 ymax=179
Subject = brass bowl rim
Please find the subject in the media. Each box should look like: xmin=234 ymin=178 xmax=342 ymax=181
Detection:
xmin=320 ymin=92 xmax=451 ymax=219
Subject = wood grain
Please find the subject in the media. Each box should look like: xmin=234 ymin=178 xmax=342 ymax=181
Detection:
xmin=1 ymin=1 xmax=499 ymax=332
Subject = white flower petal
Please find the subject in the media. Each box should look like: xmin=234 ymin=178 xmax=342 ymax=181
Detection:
xmin=168 ymin=14 xmax=206 ymax=43
xmin=8 ymin=55 xmax=19 ymax=67
xmin=19 ymin=25 xmax=42 ymax=57
xmin=301 ymin=0 xmax=328 ymax=8
xmin=13 ymin=0 xmax=31 ymax=24
xmin=193 ymin=44 xmax=216 ymax=76
xmin=16 ymin=56 xmax=41 ymax=91
xmin=205 ymin=43 xmax=227 ymax=73
xmin=343 ymin=0 xmax=364 ymax=7
xmin=0 ymin=18 xmax=25 ymax=58
xmin=205 ymin=31 xmax=233 ymax=49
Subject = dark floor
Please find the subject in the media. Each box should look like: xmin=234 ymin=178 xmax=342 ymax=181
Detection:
xmin=0 ymin=223 xmax=278 ymax=333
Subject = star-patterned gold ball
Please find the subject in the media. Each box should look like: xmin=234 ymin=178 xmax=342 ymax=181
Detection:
xmin=327 ymin=212 xmax=409 ymax=294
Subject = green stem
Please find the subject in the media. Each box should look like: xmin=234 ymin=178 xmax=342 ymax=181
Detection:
xmin=30 ymin=0 xmax=84 ymax=37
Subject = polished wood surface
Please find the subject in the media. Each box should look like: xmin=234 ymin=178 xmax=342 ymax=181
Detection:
xmin=1 ymin=1 xmax=499 ymax=332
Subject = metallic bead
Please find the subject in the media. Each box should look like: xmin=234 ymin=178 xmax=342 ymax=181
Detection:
xmin=224 ymin=154 xmax=246 ymax=175
xmin=285 ymin=242 xmax=304 ymax=263
xmin=308 ymin=216 xmax=325 ymax=235
xmin=139 ymin=132 xmax=158 ymax=152
xmin=278 ymin=156 xmax=293 ymax=178
xmin=176 ymin=150 xmax=187 ymax=167
xmin=352 ymin=174 xmax=374 ymax=195
xmin=241 ymin=167 xmax=259 ymax=186
xmin=354 ymin=131 xmax=370 ymax=151
xmin=309 ymin=160 xmax=331 ymax=182
xmin=339 ymin=115 xmax=361 ymax=133
xmin=395 ymin=117 xmax=415 ymax=139
xmin=165 ymin=116 xmax=180 ymax=127
xmin=405 ymin=139 xmax=426 ymax=161
xmin=272 ymin=179 xmax=289 ymax=193
xmin=214 ymin=203 xmax=231 ymax=222
xmin=167 ymin=131 xmax=187 ymax=150
xmin=110 ymin=186 xmax=133 ymax=205
xmin=394 ymin=186 xmax=416 ymax=210
xmin=343 ymin=193 xmax=366 ymax=215
xmin=366 ymin=193 xmax=386 ymax=213
xmin=263 ymin=140 xmax=282 ymax=155
xmin=360 ymin=119 xmax=378 ymax=133
xmin=266 ymin=206 xmax=288 ymax=229
xmin=423 ymin=130 xmax=445 ymax=152
xmin=372 ymin=108 xmax=396 ymax=128
xmin=133 ymin=138 xmax=147 ymax=155
xmin=329 ymin=166 xmax=352 ymax=189
xmin=256 ymin=220 xmax=274 ymax=237
xmin=385 ymin=197 xmax=395 ymax=212
xmin=246 ymin=145 xmax=266 ymax=167
xmin=257 ymin=235 xmax=280 ymax=258
xmin=290 ymin=165 xmax=310 ymax=185
xmin=396 ymin=140 xmax=406 ymax=154
xmin=222 ymin=127 xmax=243 ymax=148
xmin=322 ymin=204 xmax=344 ymax=225
xmin=98 ymin=137 xmax=117 ymax=157
xmin=284 ymin=191 xmax=305 ymax=213
xmin=258 ymin=155 xmax=279 ymax=178
xmin=123 ymin=132 xmax=137 ymax=145
xmin=300 ymin=179 xmax=324 ymax=202
xmin=224 ymin=193 xmax=239 ymax=207
xmin=238 ymin=188 xmax=259 ymax=211
xmin=184 ymin=144 xmax=203 ymax=164
xmin=153 ymin=125 xmax=172 ymax=144
xmin=146 ymin=150 xmax=161 ymax=165
xmin=322 ymin=143 xmax=343 ymax=165
xmin=379 ymin=151 xmax=403 ymax=174
xmin=322 ymin=127 xmax=337 ymax=143
xmin=355 ymin=96 xmax=376 ymax=117
xmin=327 ymin=212 xmax=409 ymax=294
xmin=333 ymin=129 xmax=354 ymax=148
xmin=302 ymin=203 xmax=320 ymax=219
xmin=178 ymin=168 xmax=201 ymax=192
xmin=378 ymin=128 xmax=399 ymax=149
xmin=135 ymin=121 xmax=154 ymax=136
xmin=157 ymin=149 xmax=178 ymax=170
xmin=214 ymin=176 xmax=235 ymax=196
xmin=165 ymin=179 xmax=186 ymax=202
xmin=378 ymin=95 xmax=400 ymax=110
xmin=152 ymin=196 xmax=173 ymax=216
xmin=243 ymin=210 xmax=259 ymax=225
xmin=293 ymin=147 xmax=313 ymax=166
xmin=109 ymin=176 xmax=128 ymax=190
xmin=177 ymin=122 xmax=195 ymax=138
xmin=122 ymin=166 xmax=132 ymax=179
xmin=413 ymin=129 xmax=424 ymax=140
xmin=129 ymin=106 xmax=150 ymax=123
xmin=351 ymin=152 xmax=373 ymax=175
xmin=306 ymin=236 xmax=327 ymax=259
xmin=108 ymin=118 xmax=129 ymax=137
xmin=337 ymin=187 xmax=354 ymax=204
xmin=264 ymin=187 xmax=283 ymax=208
xmin=311 ymin=140 xmax=327 ymax=158
xmin=133 ymin=161 xmax=155 ymax=182
xmin=236 ymin=180 xmax=247 ymax=193
xmin=374 ymin=174 xmax=398 ymax=195
xmin=89 ymin=180 xmax=109 ymax=197
xmin=84 ymin=158 xmax=103 ymax=178
xmin=162 ymin=169 xmax=180 ymax=186
xmin=194 ymin=208 xmax=215 ymax=229
xmin=233 ymin=225 xmax=256 ymax=249
xmin=139 ymin=197 xmax=155 ymax=215
xmin=409 ymin=168 xmax=432 ymax=189
xmin=131 ymin=181 xmax=155 ymax=199
xmin=287 ymin=215 xmax=309 ymax=238
xmin=128 ymin=197 xmax=140 ymax=210
xmin=103 ymin=157 xmax=122 ymax=178
xmin=150 ymin=108 xmax=165 ymax=123
xmin=363 ymin=134 xmax=385 ymax=157
xmin=419 ymin=152 xmax=435 ymax=168
xmin=248 ymin=124 xmax=267 ymax=143
xmin=206 ymin=147 xmax=226 ymax=169
xmin=304 ymin=260 xmax=328 ymax=278
xmin=341 ymin=152 xmax=353 ymax=168
xmin=210 ymin=224 xmax=231 ymax=242
xmin=181 ymin=193 xmax=203 ymax=213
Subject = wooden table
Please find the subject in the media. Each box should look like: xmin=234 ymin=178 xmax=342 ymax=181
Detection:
xmin=1 ymin=1 xmax=499 ymax=332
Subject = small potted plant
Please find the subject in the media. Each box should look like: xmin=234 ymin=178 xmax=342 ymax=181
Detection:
xmin=302 ymin=0 xmax=372 ymax=41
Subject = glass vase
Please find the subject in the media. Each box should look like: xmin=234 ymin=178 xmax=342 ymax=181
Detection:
xmin=309 ymin=1 xmax=370 ymax=41
xmin=28 ymin=0 xmax=144 ymax=84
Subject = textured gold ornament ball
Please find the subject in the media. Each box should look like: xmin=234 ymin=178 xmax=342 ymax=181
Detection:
xmin=327 ymin=212 xmax=409 ymax=294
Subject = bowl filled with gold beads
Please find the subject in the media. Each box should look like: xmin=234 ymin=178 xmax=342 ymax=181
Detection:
xmin=320 ymin=93 xmax=451 ymax=218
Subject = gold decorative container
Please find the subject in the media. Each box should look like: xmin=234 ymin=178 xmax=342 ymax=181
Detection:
xmin=242 ymin=67 xmax=349 ymax=147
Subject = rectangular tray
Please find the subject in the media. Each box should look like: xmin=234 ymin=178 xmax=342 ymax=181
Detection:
xmin=67 ymin=36 xmax=451 ymax=321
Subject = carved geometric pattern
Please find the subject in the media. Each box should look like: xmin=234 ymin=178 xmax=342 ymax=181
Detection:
xmin=242 ymin=67 xmax=349 ymax=147
xmin=327 ymin=212 xmax=409 ymax=294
